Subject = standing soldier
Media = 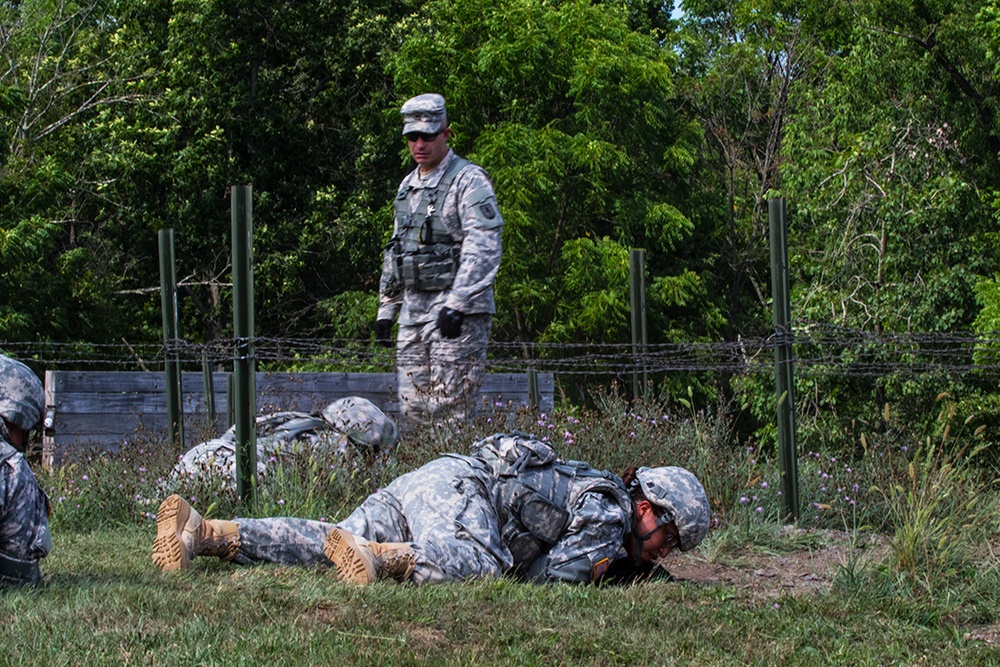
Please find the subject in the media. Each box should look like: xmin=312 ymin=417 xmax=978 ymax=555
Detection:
xmin=0 ymin=355 xmax=51 ymax=585
xmin=376 ymin=93 xmax=504 ymax=430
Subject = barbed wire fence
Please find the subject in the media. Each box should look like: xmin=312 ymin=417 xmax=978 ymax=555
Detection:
xmin=7 ymin=321 xmax=1000 ymax=384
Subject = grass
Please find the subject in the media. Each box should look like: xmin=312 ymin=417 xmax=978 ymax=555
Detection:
xmin=3 ymin=526 xmax=999 ymax=666
xmin=16 ymin=389 xmax=1000 ymax=665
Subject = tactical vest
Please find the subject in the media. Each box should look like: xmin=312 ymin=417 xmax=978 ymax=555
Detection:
xmin=470 ymin=432 xmax=633 ymax=570
xmin=385 ymin=156 xmax=470 ymax=295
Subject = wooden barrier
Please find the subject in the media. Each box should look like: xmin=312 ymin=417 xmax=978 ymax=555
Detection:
xmin=41 ymin=370 xmax=554 ymax=467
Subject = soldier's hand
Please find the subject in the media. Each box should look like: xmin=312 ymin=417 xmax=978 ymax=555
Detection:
xmin=436 ymin=308 xmax=464 ymax=339
xmin=374 ymin=319 xmax=394 ymax=348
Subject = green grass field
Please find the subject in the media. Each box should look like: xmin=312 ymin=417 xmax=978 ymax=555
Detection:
xmin=2 ymin=525 xmax=998 ymax=666
xmin=10 ymin=394 xmax=1000 ymax=666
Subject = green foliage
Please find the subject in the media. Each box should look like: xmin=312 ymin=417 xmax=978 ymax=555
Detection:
xmin=389 ymin=0 xmax=713 ymax=353
xmin=880 ymin=439 xmax=990 ymax=593
xmin=0 ymin=0 xmax=420 ymax=346
xmin=702 ymin=0 xmax=1000 ymax=447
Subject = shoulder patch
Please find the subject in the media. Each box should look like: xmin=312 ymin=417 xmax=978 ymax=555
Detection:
xmin=479 ymin=202 xmax=497 ymax=220
xmin=593 ymin=557 xmax=610 ymax=582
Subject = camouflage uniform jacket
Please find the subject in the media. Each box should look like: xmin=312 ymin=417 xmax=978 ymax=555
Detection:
xmin=0 ymin=438 xmax=51 ymax=572
xmin=166 ymin=412 xmax=349 ymax=494
xmin=378 ymin=149 xmax=504 ymax=326
xmin=326 ymin=451 xmax=633 ymax=584
xmin=467 ymin=432 xmax=635 ymax=583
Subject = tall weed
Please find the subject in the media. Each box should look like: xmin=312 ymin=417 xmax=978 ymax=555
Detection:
xmin=879 ymin=438 xmax=990 ymax=592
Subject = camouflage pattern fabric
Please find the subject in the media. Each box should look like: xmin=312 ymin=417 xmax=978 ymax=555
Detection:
xmin=395 ymin=314 xmax=491 ymax=426
xmin=400 ymin=94 xmax=448 ymax=135
xmin=634 ymin=465 xmax=711 ymax=552
xmin=378 ymin=150 xmax=503 ymax=326
xmin=166 ymin=398 xmax=397 ymax=494
xmin=229 ymin=447 xmax=635 ymax=585
xmin=0 ymin=439 xmax=50 ymax=582
xmin=232 ymin=516 xmax=333 ymax=566
xmin=0 ymin=355 xmax=45 ymax=431
xmin=321 ymin=396 xmax=399 ymax=450
xmin=378 ymin=150 xmax=503 ymax=427
xmin=0 ymin=355 xmax=49 ymax=583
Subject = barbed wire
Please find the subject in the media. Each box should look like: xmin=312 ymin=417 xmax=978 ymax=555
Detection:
xmin=7 ymin=321 xmax=1000 ymax=381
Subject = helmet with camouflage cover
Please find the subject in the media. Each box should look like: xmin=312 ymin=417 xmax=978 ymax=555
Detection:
xmin=320 ymin=397 xmax=399 ymax=452
xmin=634 ymin=466 xmax=710 ymax=552
xmin=0 ymin=355 xmax=44 ymax=431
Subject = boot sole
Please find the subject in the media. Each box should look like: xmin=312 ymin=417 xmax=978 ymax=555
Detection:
xmin=323 ymin=528 xmax=375 ymax=584
xmin=151 ymin=494 xmax=191 ymax=571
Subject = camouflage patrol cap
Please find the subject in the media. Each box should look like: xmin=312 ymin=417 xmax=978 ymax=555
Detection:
xmin=401 ymin=93 xmax=447 ymax=135
xmin=320 ymin=397 xmax=399 ymax=452
xmin=635 ymin=466 xmax=710 ymax=552
xmin=0 ymin=355 xmax=44 ymax=430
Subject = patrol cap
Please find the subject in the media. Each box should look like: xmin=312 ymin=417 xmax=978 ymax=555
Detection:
xmin=635 ymin=466 xmax=710 ymax=552
xmin=401 ymin=93 xmax=447 ymax=135
xmin=0 ymin=355 xmax=44 ymax=431
xmin=320 ymin=397 xmax=399 ymax=452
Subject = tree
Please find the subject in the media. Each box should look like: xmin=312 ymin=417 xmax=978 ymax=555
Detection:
xmin=387 ymin=0 xmax=719 ymax=397
xmin=675 ymin=0 xmax=834 ymax=396
xmin=0 ymin=0 xmax=155 ymax=344
xmin=776 ymin=0 xmax=999 ymax=443
xmin=0 ymin=0 xmax=420 ymax=354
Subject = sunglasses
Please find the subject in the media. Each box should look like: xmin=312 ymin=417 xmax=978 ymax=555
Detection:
xmin=637 ymin=509 xmax=678 ymax=542
xmin=405 ymin=131 xmax=442 ymax=143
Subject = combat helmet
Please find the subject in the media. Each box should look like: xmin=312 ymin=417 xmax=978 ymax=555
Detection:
xmin=321 ymin=397 xmax=399 ymax=452
xmin=0 ymin=355 xmax=44 ymax=431
xmin=634 ymin=466 xmax=711 ymax=552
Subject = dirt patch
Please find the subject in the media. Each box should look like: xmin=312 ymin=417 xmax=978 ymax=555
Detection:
xmin=965 ymin=625 xmax=1000 ymax=645
xmin=662 ymin=529 xmax=890 ymax=602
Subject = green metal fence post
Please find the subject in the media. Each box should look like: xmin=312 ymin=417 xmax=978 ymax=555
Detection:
xmin=202 ymin=349 xmax=216 ymax=431
xmin=630 ymin=249 xmax=649 ymax=400
xmin=528 ymin=369 xmax=539 ymax=409
xmin=226 ymin=373 xmax=234 ymax=430
xmin=232 ymin=186 xmax=257 ymax=506
xmin=158 ymin=228 xmax=184 ymax=449
xmin=768 ymin=198 xmax=800 ymax=521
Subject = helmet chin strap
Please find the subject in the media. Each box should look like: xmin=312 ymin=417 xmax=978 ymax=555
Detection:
xmin=630 ymin=512 xmax=673 ymax=566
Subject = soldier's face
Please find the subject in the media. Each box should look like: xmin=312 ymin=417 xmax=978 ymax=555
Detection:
xmin=407 ymin=127 xmax=450 ymax=172
xmin=4 ymin=423 xmax=26 ymax=450
xmin=635 ymin=500 xmax=681 ymax=562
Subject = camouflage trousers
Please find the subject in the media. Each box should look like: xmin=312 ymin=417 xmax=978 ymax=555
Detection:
xmin=234 ymin=456 xmax=513 ymax=583
xmin=395 ymin=313 xmax=491 ymax=429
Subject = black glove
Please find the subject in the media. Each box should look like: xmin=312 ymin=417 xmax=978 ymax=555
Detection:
xmin=374 ymin=319 xmax=394 ymax=348
xmin=436 ymin=307 xmax=465 ymax=339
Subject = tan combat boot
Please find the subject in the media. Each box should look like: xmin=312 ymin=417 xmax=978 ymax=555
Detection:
xmin=151 ymin=494 xmax=240 ymax=571
xmin=323 ymin=527 xmax=416 ymax=585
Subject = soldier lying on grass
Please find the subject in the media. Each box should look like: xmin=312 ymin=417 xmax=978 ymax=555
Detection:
xmin=153 ymin=431 xmax=710 ymax=585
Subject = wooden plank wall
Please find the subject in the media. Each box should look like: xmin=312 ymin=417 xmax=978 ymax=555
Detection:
xmin=42 ymin=370 xmax=555 ymax=467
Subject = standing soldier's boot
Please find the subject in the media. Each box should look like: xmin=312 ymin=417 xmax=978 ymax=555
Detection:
xmin=152 ymin=494 xmax=240 ymax=571
xmin=323 ymin=527 xmax=416 ymax=585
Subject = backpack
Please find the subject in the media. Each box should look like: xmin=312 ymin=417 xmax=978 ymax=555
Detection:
xmin=471 ymin=431 xmax=631 ymax=569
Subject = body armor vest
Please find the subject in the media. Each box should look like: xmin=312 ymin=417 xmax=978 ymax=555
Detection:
xmin=469 ymin=432 xmax=633 ymax=570
xmin=387 ymin=156 xmax=470 ymax=294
